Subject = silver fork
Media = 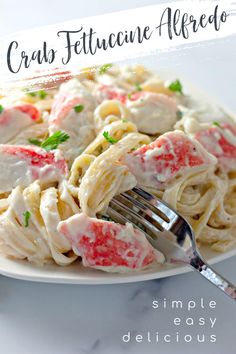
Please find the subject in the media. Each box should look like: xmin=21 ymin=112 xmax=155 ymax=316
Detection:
xmin=107 ymin=185 xmax=236 ymax=301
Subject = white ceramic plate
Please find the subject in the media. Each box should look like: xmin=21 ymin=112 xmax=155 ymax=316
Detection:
xmin=0 ymin=245 xmax=235 ymax=284
xmin=0 ymin=71 xmax=236 ymax=284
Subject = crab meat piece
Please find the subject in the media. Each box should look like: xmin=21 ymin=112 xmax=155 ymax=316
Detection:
xmin=0 ymin=145 xmax=68 ymax=193
xmin=58 ymin=213 xmax=164 ymax=272
xmin=126 ymin=92 xmax=178 ymax=134
xmin=49 ymin=79 xmax=95 ymax=161
xmin=124 ymin=130 xmax=217 ymax=189
xmin=95 ymin=84 xmax=128 ymax=104
xmin=0 ymin=104 xmax=40 ymax=144
xmin=195 ymin=123 xmax=236 ymax=171
xmin=49 ymin=78 xmax=95 ymax=126
xmin=94 ymin=85 xmax=161 ymax=105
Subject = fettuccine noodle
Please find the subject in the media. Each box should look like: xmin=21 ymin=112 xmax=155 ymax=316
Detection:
xmin=0 ymin=64 xmax=235 ymax=271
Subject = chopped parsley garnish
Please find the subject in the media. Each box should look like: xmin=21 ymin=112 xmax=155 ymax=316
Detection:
xmin=127 ymin=93 xmax=132 ymax=100
xmin=168 ymin=79 xmax=183 ymax=94
xmin=122 ymin=119 xmax=128 ymax=123
xmin=28 ymin=138 xmax=42 ymax=147
xmin=41 ymin=131 xmax=70 ymax=151
xmin=26 ymin=90 xmax=47 ymax=99
xmin=212 ymin=121 xmax=221 ymax=128
xmin=135 ymin=83 xmax=142 ymax=92
xmin=23 ymin=211 xmax=31 ymax=227
xmin=103 ymin=131 xmax=118 ymax=144
xmin=99 ymin=63 xmax=112 ymax=75
xmin=28 ymin=131 xmax=70 ymax=151
xmin=74 ymin=104 xmax=84 ymax=113
xmin=38 ymin=90 xmax=47 ymax=99
xmin=0 ymin=104 xmax=4 ymax=114
xmin=27 ymin=92 xmax=37 ymax=97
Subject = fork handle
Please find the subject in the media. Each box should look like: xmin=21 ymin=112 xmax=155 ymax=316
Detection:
xmin=190 ymin=251 xmax=236 ymax=301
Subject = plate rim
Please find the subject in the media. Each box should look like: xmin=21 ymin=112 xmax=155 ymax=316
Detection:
xmin=0 ymin=248 xmax=235 ymax=284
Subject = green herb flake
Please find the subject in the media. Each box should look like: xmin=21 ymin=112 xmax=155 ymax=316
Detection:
xmin=41 ymin=131 xmax=70 ymax=151
xmin=38 ymin=90 xmax=47 ymax=99
xmin=135 ymin=83 xmax=142 ymax=92
xmin=26 ymin=90 xmax=47 ymax=99
xmin=212 ymin=121 xmax=222 ymax=128
xmin=27 ymin=92 xmax=37 ymax=97
xmin=103 ymin=131 xmax=118 ymax=144
xmin=23 ymin=211 xmax=31 ymax=227
xmin=74 ymin=104 xmax=84 ymax=113
xmin=99 ymin=63 xmax=112 ymax=75
xmin=0 ymin=104 xmax=4 ymax=114
xmin=127 ymin=93 xmax=132 ymax=100
xmin=122 ymin=119 xmax=128 ymax=123
xmin=28 ymin=138 xmax=42 ymax=147
xmin=168 ymin=79 xmax=183 ymax=94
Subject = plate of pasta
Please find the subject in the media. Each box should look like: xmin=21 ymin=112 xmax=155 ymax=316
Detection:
xmin=0 ymin=63 xmax=236 ymax=284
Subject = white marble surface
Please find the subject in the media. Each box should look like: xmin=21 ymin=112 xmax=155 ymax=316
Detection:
xmin=0 ymin=257 xmax=235 ymax=354
xmin=1 ymin=1 xmax=236 ymax=353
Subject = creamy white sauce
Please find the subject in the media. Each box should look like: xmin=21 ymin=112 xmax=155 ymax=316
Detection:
xmin=0 ymin=108 xmax=36 ymax=144
xmin=127 ymin=92 xmax=178 ymax=134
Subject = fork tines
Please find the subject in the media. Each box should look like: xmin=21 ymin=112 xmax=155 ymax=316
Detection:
xmin=107 ymin=186 xmax=178 ymax=240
